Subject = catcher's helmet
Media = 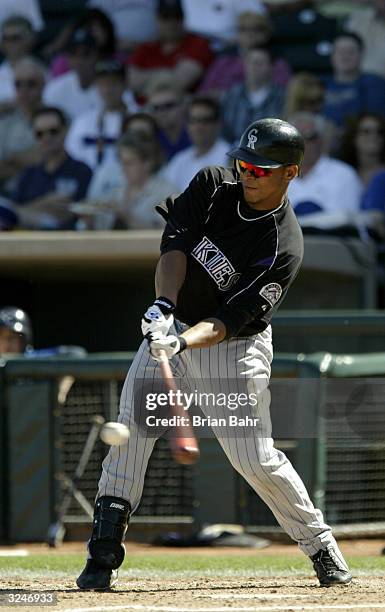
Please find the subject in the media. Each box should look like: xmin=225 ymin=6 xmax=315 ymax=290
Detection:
xmin=227 ymin=118 xmax=305 ymax=168
xmin=0 ymin=306 xmax=32 ymax=347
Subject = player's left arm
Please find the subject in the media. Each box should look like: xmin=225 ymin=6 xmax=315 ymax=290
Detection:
xmin=213 ymin=249 xmax=303 ymax=339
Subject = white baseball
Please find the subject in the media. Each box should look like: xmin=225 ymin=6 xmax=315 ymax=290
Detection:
xmin=100 ymin=422 xmax=130 ymax=446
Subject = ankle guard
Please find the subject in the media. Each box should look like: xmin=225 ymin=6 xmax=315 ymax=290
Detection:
xmin=88 ymin=496 xmax=131 ymax=569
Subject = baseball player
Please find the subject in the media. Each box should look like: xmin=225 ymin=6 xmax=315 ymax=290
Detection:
xmin=77 ymin=118 xmax=352 ymax=590
xmin=0 ymin=307 xmax=32 ymax=354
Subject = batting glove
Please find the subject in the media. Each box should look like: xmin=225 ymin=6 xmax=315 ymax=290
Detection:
xmin=147 ymin=331 xmax=187 ymax=362
xmin=141 ymin=297 xmax=175 ymax=338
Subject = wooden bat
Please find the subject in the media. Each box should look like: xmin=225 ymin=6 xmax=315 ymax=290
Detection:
xmin=158 ymin=351 xmax=200 ymax=465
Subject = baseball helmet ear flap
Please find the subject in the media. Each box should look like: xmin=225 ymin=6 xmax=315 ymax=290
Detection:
xmin=0 ymin=306 xmax=33 ymax=349
xmin=227 ymin=117 xmax=305 ymax=169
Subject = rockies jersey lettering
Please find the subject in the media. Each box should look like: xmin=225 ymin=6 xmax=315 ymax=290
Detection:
xmin=192 ymin=236 xmax=241 ymax=291
xmin=159 ymin=166 xmax=303 ymax=337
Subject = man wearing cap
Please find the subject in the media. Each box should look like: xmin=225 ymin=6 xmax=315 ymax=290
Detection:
xmin=66 ymin=60 xmax=138 ymax=170
xmin=129 ymin=0 xmax=212 ymax=99
xmin=76 ymin=117 xmax=352 ymax=591
xmin=43 ymin=28 xmax=102 ymax=119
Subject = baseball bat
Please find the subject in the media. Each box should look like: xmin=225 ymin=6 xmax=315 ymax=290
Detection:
xmin=158 ymin=351 xmax=200 ymax=465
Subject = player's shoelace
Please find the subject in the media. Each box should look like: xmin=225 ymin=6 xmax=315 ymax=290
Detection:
xmin=316 ymin=549 xmax=345 ymax=574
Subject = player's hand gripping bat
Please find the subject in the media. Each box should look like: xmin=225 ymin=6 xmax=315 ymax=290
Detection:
xmin=158 ymin=350 xmax=200 ymax=465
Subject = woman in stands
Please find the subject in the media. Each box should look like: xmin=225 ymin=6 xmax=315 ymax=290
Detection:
xmin=338 ymin=113 xmax=385 ymax=239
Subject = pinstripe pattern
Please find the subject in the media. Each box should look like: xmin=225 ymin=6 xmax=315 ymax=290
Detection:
xmin=97 ymin=325 xmax=345 ymax=561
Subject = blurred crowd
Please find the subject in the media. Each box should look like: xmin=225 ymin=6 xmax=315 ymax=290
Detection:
xmin=0 ymin=0 xmax=384 ymax=241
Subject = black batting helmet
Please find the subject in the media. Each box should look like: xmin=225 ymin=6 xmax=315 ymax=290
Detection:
xmin=227 ymin=117 xmax=305 ymax=168
xmin=0 ymin=306 xmax=33 ymax=348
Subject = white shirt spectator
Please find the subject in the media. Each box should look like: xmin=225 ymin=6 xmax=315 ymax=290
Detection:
xmin=0 ymin=0 xmax=44 ymax=31
xmin=43 ymin=72 xmax=102 ymax=120
xmin=182 ymin=0 xmax=266 ymax=45
xmin=163 ymin=138 xmax=230 ymax=192
xmin=87 ymin=157 xmax=126 ymax=202
xmin=288 ymin=155 xmax=363 ymax=230
xmin=66 ymin=95 xmax=138 ymax=169
xmin=87 ymin=0 xmax=158 ymax=44
xmin=0 ymin=60 xmax=15 ymax=104
xmin=346 ymin=7 xmax=385 ymax=79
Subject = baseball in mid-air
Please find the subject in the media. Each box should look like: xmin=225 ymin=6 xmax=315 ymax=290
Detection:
xmin=100 ymin=422 xmax=130 ymax=446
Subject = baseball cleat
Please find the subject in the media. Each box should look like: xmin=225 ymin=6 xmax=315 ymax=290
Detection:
xmin=76 ymin=559 xmax=118 ymax=590
xmin=310 ymin=546 xmax=352 ymax=587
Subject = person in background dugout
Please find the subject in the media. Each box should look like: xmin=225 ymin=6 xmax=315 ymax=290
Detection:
xmin=0 ymin=15 xmax=36 ymax=108
xmin=12 ymin=107 xmax=92 ymax=230
xmin=129 ymin=0 xmax=213 ymax=100
xmin=146 ymin=78 xmax=191 ymax=161
xmin=0 ymin=306 xmax=86 ymax=357
xmin=221 ymin=45 xmax=285 ymax=145
xmin=0 ymin=57 xmax=45 ymax=197
xmin=199 ymin=11 xmax=291 ymax=96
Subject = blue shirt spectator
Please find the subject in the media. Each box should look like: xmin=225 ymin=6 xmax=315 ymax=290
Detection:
xmin=14 ymin=156 xmax=92 ymax=205
xmin=323 ymin=32 xmax=385 ymax=128
xmin=361 ymin=171 xmax=385 ymax=212
xmin=12 ymin=106 xmax=92 ymax=230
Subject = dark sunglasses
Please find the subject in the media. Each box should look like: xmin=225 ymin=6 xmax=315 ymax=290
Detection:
xmin=2 ymin=33 xmax=23 ymax=43
xmin=15 ymin=79 xmax=40 ymax=89
xmin=34 ymin=127 xmax=62 ymax=139
xmin=150 ymin=101 xmax=179 ymax=113
xmin=237 ymin=159 xmax=273 ymax=178
xmin=188 ymin=116 xmax=217 ymax=125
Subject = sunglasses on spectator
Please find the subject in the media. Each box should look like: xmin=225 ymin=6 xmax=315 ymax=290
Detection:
xmin=2 ymin=33 xmax=23 ymax=43
xmin=237 ymin=160 xmax=273 ymax=178
xmin=188 ymin=115 xmax=217 ymax=125
xmin=358 ymin=127 xmax=384 ymax=136
xmin=15 ymin=79 xmax=40 ymax=89
xmin=34 ymin=127 xmax=62 ymax=139
xmin=150 ymin=101 xmax=179 ymax=112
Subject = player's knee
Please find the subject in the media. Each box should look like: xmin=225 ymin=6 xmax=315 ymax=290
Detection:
xmin=88 ymin=496 xmax=131 ymax=570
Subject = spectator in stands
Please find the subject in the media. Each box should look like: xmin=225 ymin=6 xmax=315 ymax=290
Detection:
xmin=86 ymin=134 xmax=176 ymax=229
xmin=129 ymin=0 xmax=213 ymax=99
xmin=0 ymin=16 xmax=36 ymax=107
xmin=12 ymin=107 xmax=92 ymax=230
xmin=338 ymin=112 xmax=385 ymax=239
xmin=199 ymin=11 xmax=291 ymax=97
xmin=346 ymin=0 xmax=385 ymax=79
xmin=49 ymin=9 xmax=120 ymax=79
xmin=322 ymin=32 xmax=385 ymax=130
xmin=87 ymin=113 xmax=162 ymax=203
xmin=288 ymin=112 xmax=363 ymax=234
xmin=87 ymin=0 xmax=158 ymax=50
xmin=43 ymin=29 xmax=102 ymax=120
xmin=283 ymin=72 xmax=335 ymax=153
xmin=221 ymin=45 xmax=285 ymax=145
xmin=0 ymin=57 xmax=45 ymax=197
xmin=181 ymin=0 xmax=266 ymax=50
xmin=163 ymin=96 xmax=229 ymax=191
xmin=146 ymin=78 xmax=190 ymax=160
xmin=66 ymin=60 xmax=138 ymax=170
xmin=0 ymin=0 xmax=44 ymax=32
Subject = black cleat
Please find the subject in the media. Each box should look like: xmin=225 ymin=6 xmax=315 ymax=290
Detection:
xmin=310 ymin=546 xmax=352 ymax=587
xmin=76 ymin=559 xmax=118 ymax=591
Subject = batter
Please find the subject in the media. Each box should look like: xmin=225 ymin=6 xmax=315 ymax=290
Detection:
xmin=76 ymin=118 xmax=352 ymax=590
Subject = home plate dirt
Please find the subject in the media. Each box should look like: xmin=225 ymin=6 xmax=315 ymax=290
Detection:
xmin=2 ymin=576 xmax=385 ymax=612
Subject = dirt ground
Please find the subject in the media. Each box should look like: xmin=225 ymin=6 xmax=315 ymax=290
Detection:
xmin=1 ymin=541 xmax=385 ymax=612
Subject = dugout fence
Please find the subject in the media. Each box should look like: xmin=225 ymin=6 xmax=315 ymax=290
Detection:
xmin=1 ymin=351 xmax=385 ymax=542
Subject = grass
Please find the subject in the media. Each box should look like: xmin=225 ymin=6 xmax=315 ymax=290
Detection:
xmin=1 ymin=553 xmax=385 ymax=577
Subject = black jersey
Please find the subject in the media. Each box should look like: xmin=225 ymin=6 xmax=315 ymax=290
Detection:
xmin=157 ymin=166 xmax=303 ymax=338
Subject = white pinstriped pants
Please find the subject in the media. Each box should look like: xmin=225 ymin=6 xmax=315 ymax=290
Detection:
xmin=98 ymin=324 xmax=344 ymax=559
